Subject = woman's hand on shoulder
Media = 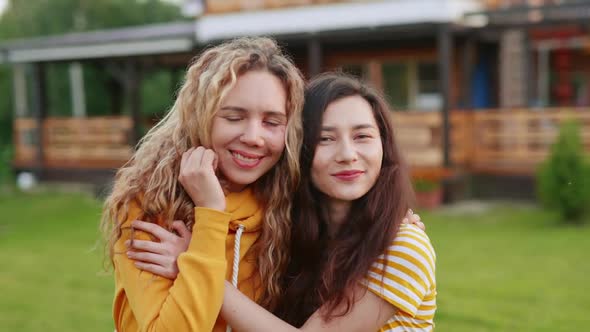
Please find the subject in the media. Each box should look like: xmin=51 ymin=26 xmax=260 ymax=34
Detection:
xmin=126 ymin=220 xmax=192 ymax=279
xmin=179 ymin=146 xmax=226 ymax=211
xmin=402 ymin=209 xmax=425 ymax=231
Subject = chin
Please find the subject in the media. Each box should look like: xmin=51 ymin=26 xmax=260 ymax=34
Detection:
xmin=331 ymin=190 xmax=367 ymax=202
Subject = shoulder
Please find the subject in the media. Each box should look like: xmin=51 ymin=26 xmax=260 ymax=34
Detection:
xmin=369 ymin=224 xmax=436 ymax=288
xmin=363 ymin=224 xmax=436 ymax=316
xmin=388 ymin=224 xmax=436 ymax=263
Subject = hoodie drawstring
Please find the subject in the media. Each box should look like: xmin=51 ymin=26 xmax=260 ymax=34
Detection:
xmin=226 ymin=224 xmax=245 ymax=332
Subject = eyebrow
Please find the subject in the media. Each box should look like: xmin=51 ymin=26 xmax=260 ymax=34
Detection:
xmin=220 ymin=106 xmax=286 ymax=118
xmin=321 ymin=124 xmax=377 ymax=131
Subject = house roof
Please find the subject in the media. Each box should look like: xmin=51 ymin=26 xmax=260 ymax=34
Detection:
xmin=196 ymin=0 xmax=482 ymax=42
xmin=0 ymin=0 xmax=483 ymax=64
xmin=0 ymin=21 xmax=196 ymax=63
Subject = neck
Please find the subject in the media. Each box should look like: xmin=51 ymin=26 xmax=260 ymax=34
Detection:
xmin=326 ymin=198 xmax=351 ymax=237
xmin=219 ymin=175 xmax=247 ymax=193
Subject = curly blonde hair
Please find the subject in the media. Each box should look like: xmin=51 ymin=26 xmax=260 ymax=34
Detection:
xmin=100 ymin=37 xmax=305 ymax=309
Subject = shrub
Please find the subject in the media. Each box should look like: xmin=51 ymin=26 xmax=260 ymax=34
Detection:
xmin=537 ymin=120 xmax=590 ymax=223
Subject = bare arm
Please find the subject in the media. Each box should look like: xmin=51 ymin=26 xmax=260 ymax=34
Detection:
xmin=221 ymin=281 xmax=396 ymax=332
xmin=128 ymin=208 xmax=425 ymax=279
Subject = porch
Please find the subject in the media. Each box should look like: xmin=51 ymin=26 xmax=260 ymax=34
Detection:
xmin=12 ymin=108 xmax=590 ymax=183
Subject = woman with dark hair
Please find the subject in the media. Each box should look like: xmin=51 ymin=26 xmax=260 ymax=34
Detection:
xmin=220 ymin=73 xmax=436 ymax=331
xmin=129 ymin=73 xmax=435 ymax=331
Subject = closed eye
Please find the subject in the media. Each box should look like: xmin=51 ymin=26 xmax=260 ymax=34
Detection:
xmin=355 ymin=134 xmax=373 ymax=140
xmin=224 ymin=116 xmax=243 ymax=122
xmin=264 ymin=120 xmax=281 ymax=127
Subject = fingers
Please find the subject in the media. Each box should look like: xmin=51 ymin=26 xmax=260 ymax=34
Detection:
xmin=401 ymin=209 xmax=426 ymax=231
xmin=201 ymin=149 xmax=217 ymax=170
xmin=191 ymin=146 xmax=205 ymax=168
xmin=132 ymin=220 xmax=175 ymax=242
xmin=181 ymin=147 xmax=216 ymax=171
xmin=125 ymin=239 xmax=166 ymax=254
xmin=133 ymin=261 xmax=175 ymax=279
xmin=181 ymin=147 xmax=194 ymax=171
xmin=172 ymin=220 xmax=191 ymax=239
xmin=127 ymin=250 xmax=169 ymax=266
xmin=415 ymin=220 xmax=426 ymax=231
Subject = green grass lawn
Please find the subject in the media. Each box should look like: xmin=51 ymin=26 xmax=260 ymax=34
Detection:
xmin=1 ymin=190 xmax=589 ymax=331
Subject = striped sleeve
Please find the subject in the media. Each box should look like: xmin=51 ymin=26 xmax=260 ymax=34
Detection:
xmin=363 ymin=224 xmax=436 ymax=317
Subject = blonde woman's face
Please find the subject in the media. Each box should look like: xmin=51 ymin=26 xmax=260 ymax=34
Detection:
xmin=211 ymin=70 xmax=288 ymax=191
xmin=311 ymin=95 xmax=383 ymax=202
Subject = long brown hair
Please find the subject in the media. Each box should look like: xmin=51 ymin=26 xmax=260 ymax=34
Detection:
xmin=101 ymin=37 xmax=305 ymax=309
xmin=274 ymin=73 xmax=415 ymax=325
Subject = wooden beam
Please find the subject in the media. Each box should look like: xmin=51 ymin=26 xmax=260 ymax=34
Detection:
xmin=307 ymin=38 xmax=322 ymax=78
xmin=30 ymin=63 xmax=48 ymax=176
xmin=12 ymin=64 xmax=28 ymax=118
xmin=437 ymin=24 xmax=452 ymax=168
xmin=69 ymin=62 xmax=87 ymax=117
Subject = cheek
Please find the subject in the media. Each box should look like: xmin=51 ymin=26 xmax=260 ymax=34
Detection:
xmin=369 ymin=145 xmax=384 ymax=176
xmin=265 ymin=128 xmax=287 ymax=154
xmin=209 ymin=118 xmax=226 ymax=148
xmin=311 ymin=149 xmax=329 ymax=184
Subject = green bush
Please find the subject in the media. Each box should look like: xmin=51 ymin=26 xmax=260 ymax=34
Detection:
xmin=537 ymin=121 xmax=590 ymax=223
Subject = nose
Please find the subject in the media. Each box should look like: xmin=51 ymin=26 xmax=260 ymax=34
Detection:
xmin=335 ymin=138 xmax=358 ymax=163
xmin=239 ymin=120 xmax=264 ymax=147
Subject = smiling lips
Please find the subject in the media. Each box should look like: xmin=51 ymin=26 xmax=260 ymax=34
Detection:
xmin=332 ymin=170 xmax=365 ymax=181
xmin=230 ymin=150 xmax=264 ymax=169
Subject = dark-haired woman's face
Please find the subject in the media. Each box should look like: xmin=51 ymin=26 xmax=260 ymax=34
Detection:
xmin=311 ymin=95 xmax=383 ymax=201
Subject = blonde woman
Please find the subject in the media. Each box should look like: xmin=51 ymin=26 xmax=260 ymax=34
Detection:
xmin=101 ymin=37 xmax=305 ymax=331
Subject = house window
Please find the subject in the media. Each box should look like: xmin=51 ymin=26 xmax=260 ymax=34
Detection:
xmin=416 ymin=62 xmax=441 ymax=111
xmin=382 ymin=61 xmax=441 ymax=111
xmin=382 ymin=63 xmax=410 ymax=110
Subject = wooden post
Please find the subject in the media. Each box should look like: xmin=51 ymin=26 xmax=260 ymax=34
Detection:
xmin=523 ymin=30 xmax=534 ymax=107
xmin=437 ymin=24 xmax=452 ymax=168
xmin=30 ymin=63 xmax=48 ymax=176
xmin=12 ymin=64 xmax=28 ymax=118
xmin=69 ymin=62 xmax=87 ymax=117
xmin=307 ymin=38 xmax=322 ymax=78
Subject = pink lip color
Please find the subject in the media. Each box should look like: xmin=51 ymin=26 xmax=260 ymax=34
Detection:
xmin=231 ymin=150 xmax=263 ymax=169
xmin=332 ymin=170 xmax=364 ymax=181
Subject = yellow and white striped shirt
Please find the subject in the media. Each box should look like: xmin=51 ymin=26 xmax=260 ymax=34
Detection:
xmin=363 ymin=224 xmax=437 ymax=331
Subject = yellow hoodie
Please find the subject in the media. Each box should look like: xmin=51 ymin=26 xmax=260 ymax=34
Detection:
xmin=113 ymin=188 xmax=263 ymax=331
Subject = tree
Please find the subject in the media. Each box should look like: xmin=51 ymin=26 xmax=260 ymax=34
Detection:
xmin=537 ymin=120 xmax=590 ymax=223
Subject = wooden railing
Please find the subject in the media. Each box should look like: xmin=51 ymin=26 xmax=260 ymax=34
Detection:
xmin=392 ymin=108 xmax=590 ymax=176
xmin=391 ymin=111 xmax=471 ymax=179
xmin=468 ymin=109 xmax=590 ymax=174
xmin=13 ymin=110 xmax=590 ymax=175
xmin=43 ymin=116 xmax=134 ymax=168
xmin=13 ymin=118 xmax=39 ymax=168
xmin=13 ymin=116 xmax=134 ymax=169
